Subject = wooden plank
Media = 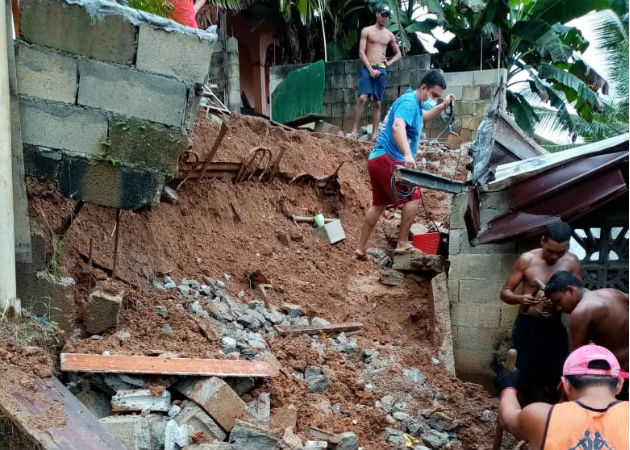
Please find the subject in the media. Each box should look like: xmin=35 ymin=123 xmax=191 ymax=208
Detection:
xmin=276 ymin=322 xmax=363 ymax=336
xmin=61 ymin=353 xmax=279 ymax=377
xmin=283 ymin=113 xmax=327 ymax=128
xmin=0 ymin=376 xmax=126 ymax=450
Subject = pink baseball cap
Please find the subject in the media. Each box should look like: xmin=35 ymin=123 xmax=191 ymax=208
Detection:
xmin=563 ymin=344 xmax=629 ymax=379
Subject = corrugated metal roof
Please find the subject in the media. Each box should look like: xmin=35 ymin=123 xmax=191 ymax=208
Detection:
xmin=467 ymin=134 xmax=629 ymax=245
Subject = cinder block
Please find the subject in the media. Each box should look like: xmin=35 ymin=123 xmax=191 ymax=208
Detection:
xmin=136 ymin=25 xmax=214 ymax=85
xmin=448 ymin=278 xmax=459 ymax=304
xmin=462 ymin=85 xmax=481 ymax=101
xmin=57 ymin=156 xmax=165 ymax=209
xmin=20 ymin=97 xmax=108 ymax=157
xmin=108 ymin=117 xmax=188 ymax=176
xmin=175 ymin=376 xmax=246 ymax=431
xmin=450 ymin=302 xmax=501 ymax=327
xmin=325 ymin=61 xmax=345 ymax=76
xmin=450 ymin=193 xmax=468 ymax=230
xmin=457 ymin=102 xmax=476 ymax=116
xmin=176 ymin=400 xmax=226 ymax=441
xmin=330 ymin=103 xmax=345 ymax=119
xmin=20 ymin=0 xmax=137 ymax=64
xmin=78 ymin=60 xmax=188 ymax=127
xmin=444 ymin=70 xmax=474 ymax=88
xmin=112 ymin=389 xmax=171 ymax=412
xmin=387 ymin=70 xmax=401 ymax=85
xmin=454 ymin=347 xmax=493 ymax=376
xmin=408 ymin=54 xmax=430 ymax=70
xmin=100 ymin=415 xmax=152 ymax=450
xmin=473 ymin=68 xmax=507 ymax=85
xmin=15 ymin=42 xmax=77 ymax=104
xmin=23 ymin=145 xmax=62 ymax=180
xmin=313 ymin=220 xmax=346 ymax=244
xmin=455 ymin=325 xmax=503 ymax=351
xmin=345 ymin=59 xmax=361 ymax=74
xmin=85 ymin=287 xmax=123 ymax=334
xmin=343 ymin=88 xmax=357 ymax=104
xmin=445 ymin=85 xmax=463 ymax=102
xmin=458 ymin=278 xmax=503 ymax=304
xmin=499 ymin=306 xmax=519 ymax=328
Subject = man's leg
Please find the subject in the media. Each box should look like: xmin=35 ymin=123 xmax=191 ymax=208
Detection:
xmin=371 ymin=100 xmax=381 ymax=141
xmin=355 ymin=204 xmax=386 ymax=258
xmin=396 ymin=198 xmax=420 ymax=252
xmin=350 ymin=94 xmax=368 ymax=136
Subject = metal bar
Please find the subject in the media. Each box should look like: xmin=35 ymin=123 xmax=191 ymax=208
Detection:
xmin=397 ymin=168 xmax=465 ymax=194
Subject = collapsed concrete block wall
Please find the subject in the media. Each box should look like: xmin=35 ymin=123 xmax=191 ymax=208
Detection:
xmin=448 ymin=192 xmax=519 ymax=381
xmin=422 ymin=69 xmax=507 ymax=142
xmin=269 ymin=55 xmax=431 ymax=131
xmin=17 ymin=0 xmax=216 ymax=209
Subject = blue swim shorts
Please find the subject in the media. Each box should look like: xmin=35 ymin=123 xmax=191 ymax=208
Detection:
xmin=358 ymin=66 xmax=387 ymax=101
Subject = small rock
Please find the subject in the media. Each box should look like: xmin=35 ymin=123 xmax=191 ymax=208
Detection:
xmin=248 ymin=300 xmax=265 ymax=311
xmin=195 ymin=257 xmax=203 ymax=264
xmin=162 ymin=324 xmax=174 ymax=335
xmin=178 ymin=285 xmax=191 ymax=297
xmin=181 ymin=279 xmax=200 ymax=290
xmin=215 ymin=280 xmax=226 ymax=289
xmin=392 ymin=401 xmax=408 ymax=413
xmin=161 ymin=185 xmax=179 ymax=204
xmin=163 ymin=276 xmax=176 ymax=289
xmin=90 ymin=334 xmax=103 ymax=340
xmin=304 ymin=366 xmax=322 ymax=380
xmin=167 ymin=404 xmax=181 ymax=418
xmin=363 ymin=349 xmax=379 ymax=364
xmin=152 ymin=280 xmax=166 ymax=291
xmin=366 ymin=247 xmax=392 ymax=268
xmin=115 ymin=330 xmax=131 ymax=342
xmin=289 ymin=316 xmax=310 ymax=326
xmin=305 ymin=441 xmax=327 ymax=450
xmin=383 ymin=428 xmax=405 ymax=445
xmin=238 ymin=290 xmax=245 ymax=298
xmin=220 ymin=337 xmax=237 ymax=354
xmin=445 ymin=439 xmax=463 ymax=450
xmin=282 ymin=427 xmax=303 ymax=449
xmin=187 ymin=301 xmax=207 ymax=316
xmin=403 ymin=368 xmax=426 ymax=385
xmin=331 ymin=403 xmax=341 ymax=414
xmin=432 ymin=358 xmax=440 ymax=366
xmin=277 ymin=232 xmax=291 ymax=246
xmin=156 ymin=305 xmax=169 ymax=318
xmin=247 ymin=392 xmax=270 ymax=425
xmin=379 ymin=395 xmax=394 ymax=412
xmin=422 ymin=429 xmax=449 ymax=449
xmin=224 ymin=273 xmax=231 ymax=281
xmin=481 ymin=409 xmax=497 ymax=423
xmin=428 ymin=411 xmax=458 ymax=431
xmin=330 ymin=332 xmax=359 ymax=354
xmin=379 ymin=268 xmax=403 ymax=286
xmin=164 ymin=419 xmax=190 ymax=450
xmin=311 ymin=317 xmax=330 ymax=326
xmin=414 ymin=446 xmax=431 ymax=450
xmin=337 ymin=432 xmax=359 ymax=450
xmin=281 ymin=303 xmax=302 ymax=318
xmin=307 ymin=375 xmax=330 ymax=393
xmin=199 ymin=285 xmax=213 ymax=296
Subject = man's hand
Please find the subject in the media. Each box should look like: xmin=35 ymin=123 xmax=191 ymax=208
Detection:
xmin=403 ymin=153 xmax=416 ymax=169
xmin=370 ymin=69 xmax=381 ymax=79
xmin=444 ymin=94 xmax=455 ymax=107
xmin=520 ymin=294 xmax=541 ymax=306
xmin=496 ymin=364 xmax=520 ymax=392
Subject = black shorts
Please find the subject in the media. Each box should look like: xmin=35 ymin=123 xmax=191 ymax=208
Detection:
xmin=512 ymin=314 xmax=569 ymax=402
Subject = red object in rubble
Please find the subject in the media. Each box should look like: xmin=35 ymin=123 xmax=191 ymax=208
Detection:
xmin=412 ymin=232 xmax=440 ymax=255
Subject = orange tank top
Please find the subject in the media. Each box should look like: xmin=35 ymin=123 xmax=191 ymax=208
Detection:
xmin=542 ymin=400 xmax=629 ymax=450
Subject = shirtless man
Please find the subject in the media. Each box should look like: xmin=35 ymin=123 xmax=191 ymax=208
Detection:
xmin=500 ymin=220 xmax=582 ymax=403
xmin=545 ymin=270 xmax=629 ymax=400
xmin=348 ymin=4 xmax=401 ymax=141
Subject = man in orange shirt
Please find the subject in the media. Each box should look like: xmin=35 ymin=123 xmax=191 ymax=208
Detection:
xmin=498 ymin=344 xmax=628 ymax=450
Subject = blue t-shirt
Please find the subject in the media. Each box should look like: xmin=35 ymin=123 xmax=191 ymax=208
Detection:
xmin=369 ymin=88 xmax=423 ymax=161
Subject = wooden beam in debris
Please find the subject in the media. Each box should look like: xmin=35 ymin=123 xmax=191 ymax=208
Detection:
xmin=0 ymin=376 xmax=126 ymax=450
xmin=60 ymin=353 xmax=279 ymax=377
xmin=276 ymin=322 xmax=363 ymax=336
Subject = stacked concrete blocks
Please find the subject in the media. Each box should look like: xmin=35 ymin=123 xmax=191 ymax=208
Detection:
xmin=17 ymin=0 xmax=217 ymax=209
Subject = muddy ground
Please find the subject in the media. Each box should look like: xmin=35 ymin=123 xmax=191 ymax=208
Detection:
xmin=10 ymin=111 xmax=505 ymax=449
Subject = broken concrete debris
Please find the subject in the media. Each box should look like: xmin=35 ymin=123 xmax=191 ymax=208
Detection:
xmin=304 ymin=366 xmax=331 ymax=393
xmin=269 ymin=404 xmax=298 ymax=430
xmin=175 ymin=400 xmax=226 ymax=441
xmin=247 ymin=392 xmax=271 ymax=426
xmin=111 ymin=389 xmax=171 ymax=412
xmin=228 ymin=419 xmax=280 ymax=450
xmin=85 ymin=287 xmax=123 ymax=334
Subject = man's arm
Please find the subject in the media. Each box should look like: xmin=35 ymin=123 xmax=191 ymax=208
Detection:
xmin=392 ymin=118 xmax=415 ymax=168
xmin=500 ymin=255 xmax=539 ymax=307
xmin=422 ymin=95 xmax=455 ymax=121
xmin=499 ymin=390 xmax=550 ymax=449
xmin=568 ymin=306 xmax=592 ymax=351
xmin=386 ymin=32 xmax=402 ymax=67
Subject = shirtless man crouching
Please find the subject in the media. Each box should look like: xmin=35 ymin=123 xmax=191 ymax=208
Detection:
xmin=545 ymin=270 xmax=629 ymax=400
xmin=347 ymin=4 xmax=401 ymax=141
xmin=500 ymin=220 xmax=582 ymax=403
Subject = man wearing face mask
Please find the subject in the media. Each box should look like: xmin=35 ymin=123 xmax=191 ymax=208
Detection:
xmin=355 ymin=70 xmax=454 ymax=260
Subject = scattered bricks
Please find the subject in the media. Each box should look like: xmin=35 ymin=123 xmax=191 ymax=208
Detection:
xmin=111 ymin=389 xmax=171 ymax=412
xmin=175 ymin=400 xmax=226 ymax=442
xmin=19 ymin=0 xmax=137 ymax=64
xmin=57 ymin=156 xmax=165 ymax=209
xmin=175 ymin=376 xmax=246 ymax=431
xmin=84 ymin=287 xmax=123 ymax=334
xmin=337 ymin=432 xmax=359 ymax=450
xmin=19 ymin=97 xmax=108 ymax=157
xmin=108 ymin=117 xmax=188 ymax=177
xmin=78 ymin=60 xmax=188 ymax=127
xmin=269 ymin=405 xmax=297 ymax=430
xmin=247 ymin=392 xmax=270 ymax=426
xmin=462 ymin=85 xmax=481 ymax=101
xmin=165 ymin=419 xmax=191 ymax=450
xmin=15 ymin=42 xmax=77 ymax=104
xmin=100 ymin=415 xmax=152 ymax=450
xmin=23 ymin=145 xmax=62 ymax=180
xmin=136 ymin=25 xmax=214 ymax=85
xmin=229 ymin=420 xmax=280 ymax=450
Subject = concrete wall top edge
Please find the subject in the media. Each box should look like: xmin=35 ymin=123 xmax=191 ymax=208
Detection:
xmin=63 ymin=0 xmax=218 ymax=43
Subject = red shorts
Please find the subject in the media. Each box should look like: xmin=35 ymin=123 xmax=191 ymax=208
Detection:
xmin=367 ymin=153 xmax=421 ymax=206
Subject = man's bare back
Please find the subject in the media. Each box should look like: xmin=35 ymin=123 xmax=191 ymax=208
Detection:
xmin=570 ymin=288 xmax=629 ymax=370
xmin=502 ymin=248 xmax=581 ymax=319
xmin=361 ymin=25 xmax=396 ymax=66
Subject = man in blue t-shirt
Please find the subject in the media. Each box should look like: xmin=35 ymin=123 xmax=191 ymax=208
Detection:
xmin=355 ymin=70 xmax=454 ymax=259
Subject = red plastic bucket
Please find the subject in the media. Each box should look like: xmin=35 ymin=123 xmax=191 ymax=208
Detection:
xmin=412 ymin=232 xmax=440 ymax=255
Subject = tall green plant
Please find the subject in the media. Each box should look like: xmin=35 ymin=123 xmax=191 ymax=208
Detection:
xmin=128 ymin=0 xmax=174 ymax=17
